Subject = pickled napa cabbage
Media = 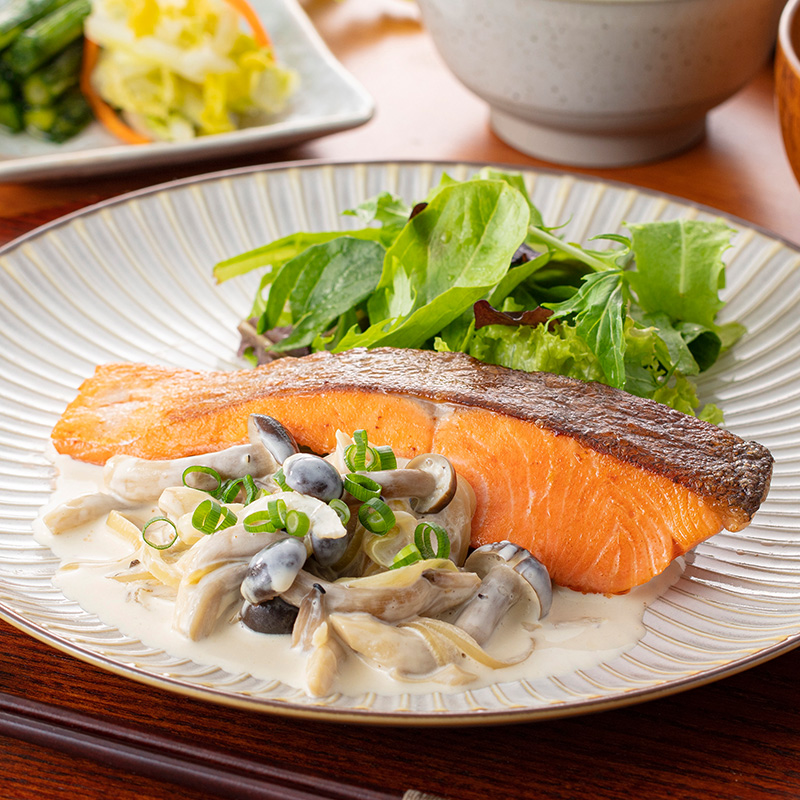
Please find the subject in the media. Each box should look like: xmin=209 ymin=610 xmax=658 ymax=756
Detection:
xmin=85 ymin=0 xmax=297 ymax=140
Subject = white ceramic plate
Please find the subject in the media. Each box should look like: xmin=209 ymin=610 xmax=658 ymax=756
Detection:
xmin=1 ymin=160 xmax=799 ymax=725
xmin=0 ymin=0 xmax=373 ymax=182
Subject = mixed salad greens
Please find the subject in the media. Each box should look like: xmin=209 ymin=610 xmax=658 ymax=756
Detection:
xmin=214 ymin=169 xmax=743 ymax=423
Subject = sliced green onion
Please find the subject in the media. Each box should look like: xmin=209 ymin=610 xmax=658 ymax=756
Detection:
xmin=267 ymin=497 xmax=288 ymax=529
xmin=329 ymin=498 xmax=351 ymax=525
xmin=358 ymin=497 xmax=396 ymax=535
xmin=414 ymin=522 xmax=451 ymax=560
xmin=390 ymin=543 xmax=423 ymax=569
xmin=216 ymin=474 xmax=260 ymax=505
xmin=242 ymin=510 xmax=278 ymax=533
xmin=285 ymin=509 xmax=310 ymax=537
xmin=192 ymin=498 xmax=238 ymax=535
xmin=142 ymin=516 xmax=178 ymax=550
xmin=375 ymin=445 xmax=397 ymax=470
xmin=343 ymin=473 xmax=381 ymax=501
xmin=273 ymin=468 xmax=292 ymax=492
xmin=241 ymin=474 xmax=259 ymax=505
xmin=182 ymin=465 xmax=222 ymax=494
xmin=344 ymin=428 xmax=373 ymax=471
xmin=218 ymin=478 xmax=244 ymax=504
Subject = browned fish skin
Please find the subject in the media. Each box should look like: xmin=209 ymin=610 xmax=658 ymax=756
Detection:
xmin=238 ymin=348 xmax=772 ymax=529
xmin=54 ymin=347 xmax=773 ymax=531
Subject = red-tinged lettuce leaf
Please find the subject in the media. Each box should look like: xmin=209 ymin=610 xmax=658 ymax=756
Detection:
xmin=473 ymin=299 xmax=554 ymax=330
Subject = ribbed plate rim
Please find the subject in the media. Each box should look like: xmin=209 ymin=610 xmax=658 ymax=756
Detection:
xmin=1 ymin=157 xmax=798 ymax=726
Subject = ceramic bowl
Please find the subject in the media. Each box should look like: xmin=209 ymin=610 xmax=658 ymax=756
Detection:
xmin=777 ymin=0 xmax=800 ymax=185
xmin=416 ymin=0 xmax=783 ymax=167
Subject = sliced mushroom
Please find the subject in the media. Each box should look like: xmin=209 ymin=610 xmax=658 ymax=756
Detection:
xmin=174 ymin=561 xmax=248 ymax=640
xmin=361 ymin=453 xmax=457 ymax=514
xmin=280 ymin=564 xmax=480 ymax=623
xmin=329 ymin=612 xmax=438 ymax=676
xmin=248 ymin=414 xmax=299 ymax=465
xmin=43 ymin=492 xmax=135 ymax=534
xmin=178 ymin=526 xmax=282 ymax=584
xmin=454 ymin=541 xmax=552 ymax=646
xmin=244 ymin=491 xmax=347 ymax=540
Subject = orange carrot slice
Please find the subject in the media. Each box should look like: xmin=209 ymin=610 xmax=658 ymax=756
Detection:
xmin=81 ymin=0 xmax=273 ymax=144
xmin=80 ymin=38 xmax=150 ymax=145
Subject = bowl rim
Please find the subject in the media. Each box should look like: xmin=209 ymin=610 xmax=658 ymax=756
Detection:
xmin=780 ymin=0 xmax=800 ymax=73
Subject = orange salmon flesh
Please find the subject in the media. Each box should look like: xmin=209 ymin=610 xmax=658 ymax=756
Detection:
xmin=51 ymin=349 xmax=773 ymax=594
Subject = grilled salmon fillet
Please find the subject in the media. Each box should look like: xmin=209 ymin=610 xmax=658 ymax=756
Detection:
xmin=51 ymin=348 xmax=773 ymax=594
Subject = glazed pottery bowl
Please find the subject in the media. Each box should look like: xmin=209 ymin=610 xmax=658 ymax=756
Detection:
xmin=417 ymin=0 xmax=782 ymax=167
xmin=777 ymin=0 xmax=800 ymax=185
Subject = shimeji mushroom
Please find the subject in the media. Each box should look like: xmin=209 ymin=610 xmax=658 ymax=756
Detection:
xmin=454 ymin=542 xmax=552 ymax=645
xmin=102 ymin=418 xmax=291 ymax=503
xmin=282 ymin=452 xmax=344 ymax=502
xmin=364 ymin=453 xmax=457 ymax=513
xmin=248 ymin=414 xmax=299 ymax=465
xmin=240 ymin=536 xmax=309 ymax=605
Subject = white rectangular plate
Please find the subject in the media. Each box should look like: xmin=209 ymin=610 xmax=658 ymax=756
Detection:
xmin=0 ymin=0 xmax=374 ymax=181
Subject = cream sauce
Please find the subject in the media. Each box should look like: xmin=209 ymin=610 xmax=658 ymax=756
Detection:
xmin=33 ymin=454 xmax=682 ymax=698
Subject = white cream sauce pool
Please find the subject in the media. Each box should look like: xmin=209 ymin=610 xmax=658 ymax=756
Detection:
xmin=33 ymin=454 xmax=682 ymax=697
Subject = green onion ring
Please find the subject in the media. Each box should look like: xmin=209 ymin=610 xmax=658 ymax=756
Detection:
xmin=343 ymin=473 xmax=382 ymax=501
xmin=390 ymin=543 xmax=423 ymax=570
xmin=285 ymin=509 xmax=310 ymax=537
xmin=142 ymin=516 xmax=178 ymax=550
xmin=243 ymin=510 xmax=278 ymax=533
xmin=375 ymin=445 xmax=397 ymax=470
xmin=329 ymin=498 xmax=351 ymax=525
xmin=267 ymin=497 xmax=288 ymax=528
xmin=192 ymin=498 xmax=237 ymax=535
xmin=182 ymin=465 xmax=222 ymax=494
xmin=273 ymin=468 xmax=292 ymax=492
xmin=414 ymin=522 xmax=451 ymax=560
xmin=241 ymin=474 xmax=259 ymax=505
xmin=218 ymin=478 xmax=244 ymax=504
xmin=358 ymin=497 xmax=396 ymax=535
xmin=344 ymin=429 xmax=370 ymax=471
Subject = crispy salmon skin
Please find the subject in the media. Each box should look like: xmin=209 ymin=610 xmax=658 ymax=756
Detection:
xmin=51 ymin=348 xmax=773 ymax=593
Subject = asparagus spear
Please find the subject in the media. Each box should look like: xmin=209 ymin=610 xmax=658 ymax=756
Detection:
xmin=3 ymin=0 xmax=90 ymax=78
xmin=0 ymin=0 xmax=73 ymax=52
xmin=21 ymin=37 xmax=81 ymax=105
xmin=0 ymin=99 xmax=24 ymax=133
xmin=24 ymin=84 xmax=91 ymax=142
xmin=0 ymin=72 xmax=15 ymax=102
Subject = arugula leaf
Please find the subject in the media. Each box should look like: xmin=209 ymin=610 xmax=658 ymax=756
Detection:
xmin=334 ymin=179 xmax=530 ymax=351
xmin=264 ymin=238 xmax=385 ymax=351
xmin=545 ymin=270 xmax=627 ymax=387
xmin=626 ymin=219 xmax=733 ymax=328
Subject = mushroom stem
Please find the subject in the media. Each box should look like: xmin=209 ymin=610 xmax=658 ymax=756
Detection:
xmin=292 ymin=584 xmax=346 ymax=697
xmin=453 ymin=542 xmax=553 ymax=646
xmin=103 ymin=444 xmax=276 ymax=502
xmin=453 ymin=564 xmax=520 ymax=645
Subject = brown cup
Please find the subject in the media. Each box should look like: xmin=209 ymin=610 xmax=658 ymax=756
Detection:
xmin=777 ymin=0 xmax=800 ymax=185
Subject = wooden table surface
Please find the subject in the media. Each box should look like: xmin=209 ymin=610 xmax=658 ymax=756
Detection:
xmin=2 ymin=1 xmax=800 ymax=798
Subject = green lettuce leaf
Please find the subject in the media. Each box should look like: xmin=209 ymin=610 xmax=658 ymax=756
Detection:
xmin=333 ymin=179 xmax=530 ymax=351
xmin=626 ymin=219 xmax=733 ymax=328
